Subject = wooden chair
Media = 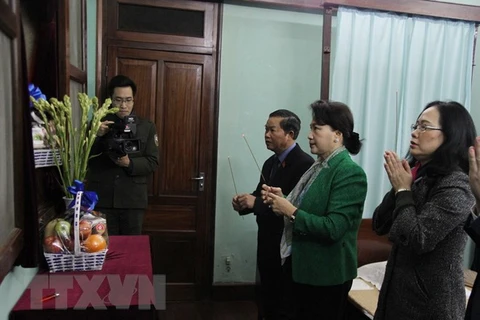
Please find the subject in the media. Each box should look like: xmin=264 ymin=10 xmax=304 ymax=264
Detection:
xmin=357 ymin=218 xmax=392 ymax=267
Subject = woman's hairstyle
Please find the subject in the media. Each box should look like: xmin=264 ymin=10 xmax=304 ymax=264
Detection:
xmin=310 ymin=100 xmax=362 ymax=155
xmin=408 ymin=100 xmax=477 ymax=174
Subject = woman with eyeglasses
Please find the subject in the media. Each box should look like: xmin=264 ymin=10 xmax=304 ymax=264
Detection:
xmin=372 ymin=101 xmax=477 ymax=320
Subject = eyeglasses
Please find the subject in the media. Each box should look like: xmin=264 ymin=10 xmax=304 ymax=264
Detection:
xmin=411 ymin=123 xmax=442 ymax=132
xmin=112 ymin=97 xmax=134 ymax=105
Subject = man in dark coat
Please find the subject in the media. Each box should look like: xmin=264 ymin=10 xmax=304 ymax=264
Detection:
xmin=465 ymin=136 xmax=480 ymax=320
xmin=232 ymin=109 xmax=314 ymax=320
xmin=87 ymin=75 xmax=159 ymax=235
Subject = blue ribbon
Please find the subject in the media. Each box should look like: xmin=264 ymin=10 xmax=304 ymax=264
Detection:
xmin=28 ymin=83 xmax=46 ymax=108
xmin=67 ymin=180 xmax=99 ymax=211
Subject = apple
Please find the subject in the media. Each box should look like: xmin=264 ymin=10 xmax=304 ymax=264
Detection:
xmin=55 ymin=220 xmax=71 ymax=241
xmin=79 ymin=219 xmax=92 ymax=241
xmin=94 ymin=222 xmax=106 ymax=235
xmin=43 ymin=235 xmax=56 ymax=247
xmin=63 ymin=237 xmax=74 ymax=252
xmin=44 ymin=236 xmax=63 ymax=253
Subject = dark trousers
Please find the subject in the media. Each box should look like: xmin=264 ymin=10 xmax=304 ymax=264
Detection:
xmin=257 ymin=259 xmax=283 ymax=320
xmin=256 ymin=256 xmax=295 ymax=320
xmin=466 ymin=275 xmax=480 ymax=320
xmin=98 ymin=208 xmax=145 ymax=235
xmin=257 ymin=258 xmax=294 ymax=320
xmin=294 ymin=279 xmax=353 ymax=320
xmin=280 ymin=256 xmax=295 ymax=320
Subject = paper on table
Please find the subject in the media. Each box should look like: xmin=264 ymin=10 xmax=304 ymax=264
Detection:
xmin=357 ymin=261 xmax=387 ymax=290
xmin=352 ymin=278 xmax=375 ymax=290
xmin=464 ymin=269 xmax=477 ymax=288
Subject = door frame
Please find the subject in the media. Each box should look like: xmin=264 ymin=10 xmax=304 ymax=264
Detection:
xmin=97 ymin=0 xmax=221 ymax=300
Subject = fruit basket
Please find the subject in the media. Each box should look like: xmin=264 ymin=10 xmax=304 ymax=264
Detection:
xmin=43 ymin=190 xmax=108 ymax=272
xmin=34 ymin=149 xmax=62 ymax=168
xmin=44 ymin=249 xmax=107 ymax=272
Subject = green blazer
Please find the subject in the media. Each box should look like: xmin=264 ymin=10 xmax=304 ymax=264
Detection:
xmin=292 ymin=149 xmax=367 ymax=286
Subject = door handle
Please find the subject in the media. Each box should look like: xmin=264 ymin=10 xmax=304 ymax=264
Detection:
xmin=191 ymin=172 xmax=205 ymax=191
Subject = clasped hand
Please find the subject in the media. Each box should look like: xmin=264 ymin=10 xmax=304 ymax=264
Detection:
xmin=232 ymin=194 xmax=255 ymax=212
xmin=384 ymin=151 xmax=412 ymax=192
xmin=261 ymin=184 xmax=297 ymax=218
xmin=469 ymin=137 xmax=480 ymax=208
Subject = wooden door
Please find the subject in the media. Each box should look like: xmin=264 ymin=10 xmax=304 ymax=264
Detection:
xmin=57 ymin=0 xmax=87 ymax=130
xmin=106 ymin=47 xmax=215 ymax=300
xmin=0 ymin=0 xmax=25 ymax=284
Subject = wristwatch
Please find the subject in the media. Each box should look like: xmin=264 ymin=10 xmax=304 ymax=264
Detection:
xmin=289 ymin=210 xmax=298 ymax=223
xmin=395 ymin=188 xmax=410 ymax=195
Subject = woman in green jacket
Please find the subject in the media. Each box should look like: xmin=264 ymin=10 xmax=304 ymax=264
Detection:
xmin=263 ymin=100 xmax=367 ymax=320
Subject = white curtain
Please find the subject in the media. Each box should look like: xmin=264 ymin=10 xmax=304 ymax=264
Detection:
xmin=331 ymin=7 xmax=475 ymax=218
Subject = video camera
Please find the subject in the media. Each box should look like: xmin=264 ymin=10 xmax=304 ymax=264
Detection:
xmin=105 ymin=115 xmax=141 ymax=157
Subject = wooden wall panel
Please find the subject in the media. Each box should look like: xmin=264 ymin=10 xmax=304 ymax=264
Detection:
xmin=144 ymin=206 xmax=197 ymax=231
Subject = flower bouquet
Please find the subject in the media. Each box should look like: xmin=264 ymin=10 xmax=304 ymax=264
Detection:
xmin=30 ymin=93 xmax=118 ymax=198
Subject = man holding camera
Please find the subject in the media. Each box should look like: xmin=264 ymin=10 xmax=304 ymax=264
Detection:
xmin=87 ymin=75 xmax=159 ymax=235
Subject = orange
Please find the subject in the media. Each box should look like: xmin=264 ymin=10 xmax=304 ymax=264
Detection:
xmin=83 ymin=234 xmax=107 ymax=253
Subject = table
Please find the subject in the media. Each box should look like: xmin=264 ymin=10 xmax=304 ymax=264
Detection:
xmin=348 ymin=269 xmax=476 ymax=319
xmin=10 ymin=236 xmax=160 ymax=320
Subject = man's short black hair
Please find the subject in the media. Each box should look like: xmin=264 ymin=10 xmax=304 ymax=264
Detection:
xmin=269 ymin=109 xmax=301 ymax=140
xmin=107 ymin=75 xmax=137 ymax=97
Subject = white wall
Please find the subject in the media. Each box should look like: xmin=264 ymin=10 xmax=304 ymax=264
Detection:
xmin=214 ymin=4 xmax=323 ymax=282
xmin=0 ymin=267 xmax=37 ymax=320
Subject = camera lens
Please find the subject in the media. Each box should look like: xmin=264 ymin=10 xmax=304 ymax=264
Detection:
xmin=124 ymin=140 xmax=138 ymax=152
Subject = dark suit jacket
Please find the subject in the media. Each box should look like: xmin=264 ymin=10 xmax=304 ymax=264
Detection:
xmin=465 ymin=211 xmax=480 ymax=320
xmin=86 ymin=114 xmax=159 ymax=209
xmin=240 ymin=144 xmax=314 ymax=267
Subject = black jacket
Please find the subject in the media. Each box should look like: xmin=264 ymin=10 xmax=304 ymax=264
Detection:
xmin=240 ymin=144 xmax=314 ymax=266
xmin=465 ymin=212 xmax=480 ymax=320
xmin=86 ymin=114 xmax=159 ymax=209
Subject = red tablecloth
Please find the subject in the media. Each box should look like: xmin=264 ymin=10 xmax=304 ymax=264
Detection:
xmin=11 ymin=236 xmax=157 ymax=318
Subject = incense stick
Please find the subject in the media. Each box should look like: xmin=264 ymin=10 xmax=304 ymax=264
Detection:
xmin=395 ymin=91 xmax=399 ymax=153
xmin=227 ymin=156 xmax=239 ymax=195
xmin=242 ymin=134 xmax=266 ymax=182
xmin=41 ymin=293 xmax=59 ymax=302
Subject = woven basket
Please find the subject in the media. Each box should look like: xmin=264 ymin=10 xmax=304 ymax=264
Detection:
xmin=44 ymin=191 xmax=107 ymax=272
xmin=44 ymin=251 xmax=107 ymax=272
xmin=34 ymin=149 xmax=62 ymax=168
